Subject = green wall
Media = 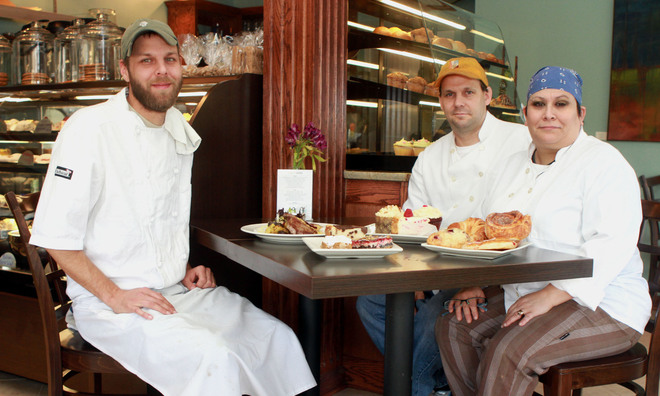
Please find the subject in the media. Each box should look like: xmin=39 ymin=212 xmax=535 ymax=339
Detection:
xmin=476 ymin=0 xmax=659 ymax=179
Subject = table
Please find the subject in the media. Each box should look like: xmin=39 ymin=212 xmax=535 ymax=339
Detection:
xmin=191 ymin=218 xmax=593 ymax=396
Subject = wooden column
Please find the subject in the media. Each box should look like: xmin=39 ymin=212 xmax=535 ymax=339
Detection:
xmin=262 ymin=1 xmax=347 ymax=394
xmin=262 ymin=0 xmax=346 ymax=221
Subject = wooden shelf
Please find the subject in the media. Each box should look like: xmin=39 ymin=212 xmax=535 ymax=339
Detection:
xmin=0 ymin=4 xmax=76 ymax=22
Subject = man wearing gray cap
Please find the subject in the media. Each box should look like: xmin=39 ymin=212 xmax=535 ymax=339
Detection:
xmin=30 ymin=18 xmax=316 ymax=396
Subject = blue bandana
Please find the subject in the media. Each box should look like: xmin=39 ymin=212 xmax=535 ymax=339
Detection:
xmin=527 ymin=66 xmax=583 ymax=105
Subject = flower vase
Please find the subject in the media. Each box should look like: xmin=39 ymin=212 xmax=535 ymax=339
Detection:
xmin=276 ymin=169 xmax=313 ymax=220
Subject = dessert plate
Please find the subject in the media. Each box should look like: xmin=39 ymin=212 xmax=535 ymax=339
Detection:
xmin=421 ymin=241 xmax=532 ymax=260
xmin=365 ymin=223 xmax=430 ymax=244
xmin=240 ymin=223 xmax=326 ymax=244
xmin=302 ymin=237 xmax=403 ymax=259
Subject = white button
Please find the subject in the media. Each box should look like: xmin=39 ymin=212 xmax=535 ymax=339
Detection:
xmin=479 ymin=171 xmax=484 ymax=177
xmin=173 ymin=168 xmax=180 ymax=174
xmin=180 ymin=254 xmax=187 ymax=260
xmin=479 ymin=146 xmax=485 ymax=151
xmin=528 ymin=188 xmax=533 ymax=194
xmin=450 ymin=148 xmax=456 ymax=154
xmin=508 ymin=193 xmax=514 ymax=198
xmin=453 ymin=204 xmax=458 ymax=209
xmin=157 ymin=261 xmax=163 ymax=268
xmin=172 ymin=211 xmax=178 ymax=217
xmin=525 ymin=168 xmax=531 ymax=174
xmin=451 ymin=176 xmax=456 ymax=182
xmin=469 ymin=196 xmax=474 ymax=202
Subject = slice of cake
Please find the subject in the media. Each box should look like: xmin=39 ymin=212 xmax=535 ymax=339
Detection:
xmin=397 ymin=217 xmax=438 ymax=236
xmin=375 ymin=205 xmax=404 ymax=233
xmin=352 ymin=235 xmax=393 ymax=249
xmin=413 ymin=205 xmax=443 ymax=230
xmin=321 ymin=235 xmax=352 ymax=249
xmin=325 ymin=224 xmax=368 ymax=240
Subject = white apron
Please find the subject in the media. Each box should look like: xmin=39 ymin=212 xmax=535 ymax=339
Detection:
xmin=72 ymin=284 xmax=316 ymax=396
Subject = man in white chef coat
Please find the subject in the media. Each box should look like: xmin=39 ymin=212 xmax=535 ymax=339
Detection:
xmin=357 ymin=57 xmax=531 ymax=396
xmin=30 ymin=18 xmax=315 ymax=396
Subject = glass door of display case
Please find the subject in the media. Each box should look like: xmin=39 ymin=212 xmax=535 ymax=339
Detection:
xmin=347 ymin=0 xmax=523 ymax=172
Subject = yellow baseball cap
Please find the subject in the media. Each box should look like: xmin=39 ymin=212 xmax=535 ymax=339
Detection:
xmin=434 ymin=57 xmax=488 ymax=87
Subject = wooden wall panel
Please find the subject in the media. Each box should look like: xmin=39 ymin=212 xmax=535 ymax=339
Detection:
xmin=262 ymin=0 xmax=347 ymax=220
xmin=262 ymin=1 xmax=348 ymax=394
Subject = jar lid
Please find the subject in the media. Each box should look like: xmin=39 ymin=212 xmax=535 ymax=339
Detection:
xmin=0 ymin=35 xmax=10 ymax=50
xmin=81 ymin=10 xmax=122 ymax=40
xmin=56 ymin=18 xmax=86 ymax=41
xmin=14 ymin=21 xmax=55 ymax=43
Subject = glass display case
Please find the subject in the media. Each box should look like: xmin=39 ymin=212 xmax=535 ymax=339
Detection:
xmin=0 ymin=77 xmax=228 ymax=195
xmin=346 ymin=0 xmax=523 ymax=171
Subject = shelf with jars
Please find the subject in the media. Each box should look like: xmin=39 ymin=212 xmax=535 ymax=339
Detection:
xmin=346 ymin=0 xmax=522 ymax=172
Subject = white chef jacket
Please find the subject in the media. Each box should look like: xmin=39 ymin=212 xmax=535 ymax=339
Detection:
xmin=483 ymin=131 xmax=651 ymax=334
xmin=31 ymin=89 xmax=200 ymax=301
xmin=29 ymin=89 xmax=316 ymax=396
xmin=404 ymin=112 xmax=531 ymax=226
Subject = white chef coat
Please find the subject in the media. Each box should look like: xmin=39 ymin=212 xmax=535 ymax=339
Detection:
xmin=483 ymin=131 xmax=651 ymax=334
xmin=404 ymin=112 xmax=531 ymax=226
xmin=30 ymin=89 xmax=316 ymax=395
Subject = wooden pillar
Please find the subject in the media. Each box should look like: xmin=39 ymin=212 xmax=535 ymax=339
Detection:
xmin=262 ymin=1 xmax=347 ymax=394
xmin=262 ymin=0 xmax=347 ymax=221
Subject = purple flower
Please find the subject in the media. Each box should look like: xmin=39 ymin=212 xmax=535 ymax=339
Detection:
xmin=286 ymin=121 xmax=327 ymax=171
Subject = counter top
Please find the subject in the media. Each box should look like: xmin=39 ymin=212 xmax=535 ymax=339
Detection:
xmin=344 ymin=170 xmax=410 ymax=182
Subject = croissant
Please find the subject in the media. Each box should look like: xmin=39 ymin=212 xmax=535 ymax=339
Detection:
xmin=448 ymin=217 xmax=487 ymax=242
xmin=485 ymin=211 xmax=531 ymax=241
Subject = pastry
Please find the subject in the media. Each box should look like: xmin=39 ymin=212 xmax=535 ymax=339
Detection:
xmin=463 ymin=238 xmax=518 ymax=251
xmin=423 ymin=83 xmax=439 ymax=97
xmin=387 ymin=72 xmax=408 ymax=89
xmin=426 ymin=228 xmax=470 ymax=248
xmin=410 ymin=27 xmax=434 ymax=43
xmin=389 ymin=27 xmax=412 ymax=40
xmin=325 ymin=224 xmax=368 ymax=240
xmin=486 ymin=53 xmax=499 ymax=63
xmin=406 ymin=76 xmax=427 ymax=93
xmin=393 ymin=138 xmax=414 ymax=156
xmin=448 ymin=217 xmax=487 ymax=242
xmin=353 ymin=235 xmax=393 ymax=249
xmin=321 ymin=235 xmax=352 ymax=249
xmin=432 ymin=37 xmax=453 ymax=49
xmin=451 ymin=40 xmax=467 ymax=53
xmin=413 ymin=205 xmax=443 ymax=230
xmin=282 ymin=213 xmax=319 ymax=234
xmin=375 ymin=205 xmax=404 ymax=233
xmin=466 ymin=48 xmax=478 ymax=58
xmin=373 ymin=26 xmax=391 ymax=36
xmin=485 ymin=211 xmax=532 ymax=241
xmin=412 ymin=138 xmax=431 ymax=156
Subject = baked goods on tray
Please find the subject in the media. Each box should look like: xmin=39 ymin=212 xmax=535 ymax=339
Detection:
xmin=264 ymin=211 xmax=323 ymax=235
xmin=485 ymin=211 xmax=531 ymax=241
xmin=427 ymin=212 xmax=531 ymax=251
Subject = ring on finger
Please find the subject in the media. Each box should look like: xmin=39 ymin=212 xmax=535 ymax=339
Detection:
xmin=517 ymin=309 xmax=524 ymax=316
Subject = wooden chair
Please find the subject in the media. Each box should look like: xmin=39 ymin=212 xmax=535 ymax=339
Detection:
xmin=640 ymin=175 xmax=660 ymax=201
xmin=4 ymin=191 xmax=157 ymax=396
xmin=538 ymin=199 xmax=660 ymax=396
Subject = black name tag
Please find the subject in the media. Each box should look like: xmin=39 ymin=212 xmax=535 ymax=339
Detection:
xmin=54 ymin=166 xmax=73 ymax=180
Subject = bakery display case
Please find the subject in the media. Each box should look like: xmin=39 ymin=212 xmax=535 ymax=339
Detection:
xmin=0 ymin=76 xmax=236 ymax=195
xmin=346 ymin=0 xmax=523 ymax=172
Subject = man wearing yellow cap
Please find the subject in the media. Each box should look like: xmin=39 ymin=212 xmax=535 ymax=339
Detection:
xmin=31 ymin=18 xmax=315 ymax=396
xmin=357 ymin=57 xmax=530 ymax=396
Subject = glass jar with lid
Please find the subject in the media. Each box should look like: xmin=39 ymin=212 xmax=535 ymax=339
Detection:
xmin=54 ymin=19 xmax=86 ymax=83
xmin=0 ymin=35 xmax=11 ymax=86
xmin=78 ymin=9 xmax=122 ymax=82
xmin=11 ymin=21 xmax=54 ymax=85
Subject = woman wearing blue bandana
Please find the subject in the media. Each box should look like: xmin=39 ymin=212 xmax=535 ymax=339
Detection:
xmin=435 ymin=66 xmax=651 ymax=396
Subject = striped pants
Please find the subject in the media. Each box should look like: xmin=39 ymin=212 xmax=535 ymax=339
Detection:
xmin=435 ymin=286 xmax=640 ymax=396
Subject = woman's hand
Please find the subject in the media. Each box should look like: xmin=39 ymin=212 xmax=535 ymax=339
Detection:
xmin=503 ymin=284 xmax=572 ymax=327
xmin=445 ymin=287 xmax=486 ymax=323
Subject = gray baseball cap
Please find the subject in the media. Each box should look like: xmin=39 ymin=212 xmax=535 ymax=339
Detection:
xmin=121 ymin=18 xmax=178 ymax=59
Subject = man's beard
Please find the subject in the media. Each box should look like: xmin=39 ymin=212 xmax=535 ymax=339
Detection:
xmin=129 ymin=75 xmax=183 ymax=112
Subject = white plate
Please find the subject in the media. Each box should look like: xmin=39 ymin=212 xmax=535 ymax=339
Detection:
xmin=371 ymin=233 xmax=429 ymax=244
xmin=302 ymin=237 xmax=403 ymax=259
xmin=421 ymin=241 xmax=532 ymax=260
xmin=240 ymin=223 xmax=326 ymax=244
